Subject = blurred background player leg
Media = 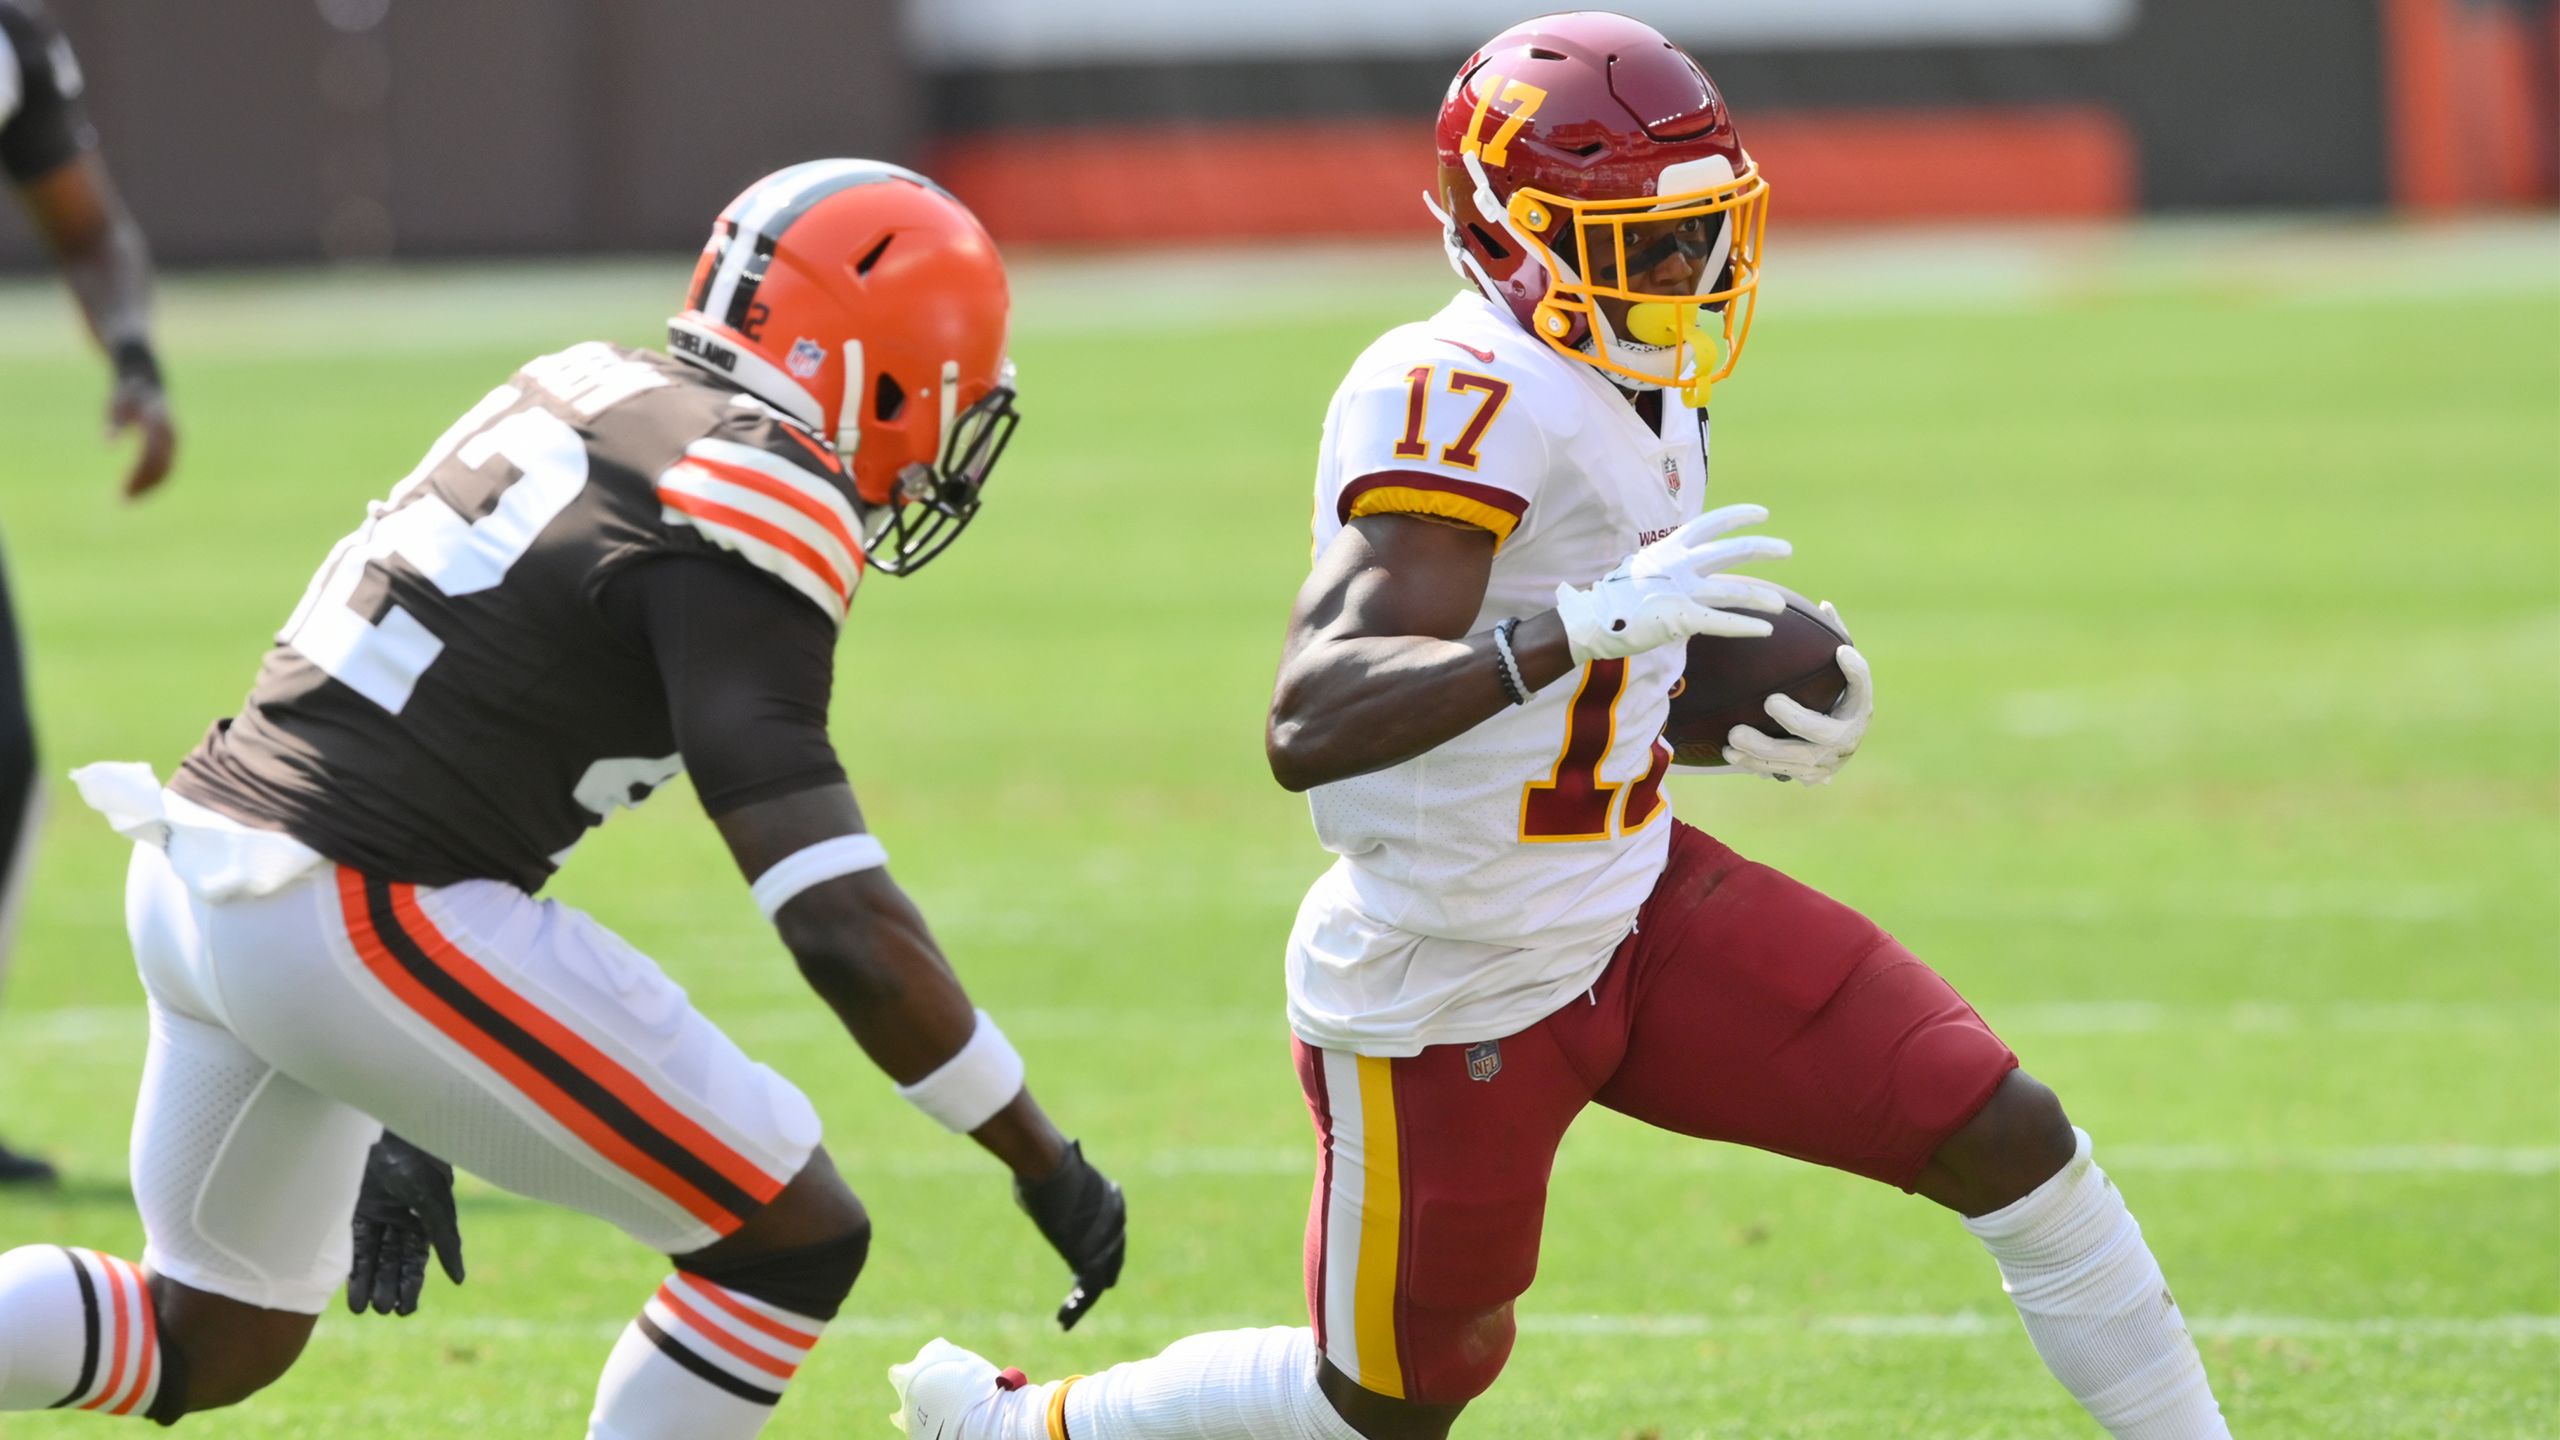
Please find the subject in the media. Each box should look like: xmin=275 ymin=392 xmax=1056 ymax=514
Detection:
xmin=0 ymin=540 xmax=49 ymax=1187
xmin=0 ymin=0 xmax=176 ymax=1185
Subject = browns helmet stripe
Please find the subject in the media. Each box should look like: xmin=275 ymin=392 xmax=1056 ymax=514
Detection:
xmin=697 ymin=160 xmax=952 ymax=339
xmin=721 ymin=232 xmax=779 ymax=332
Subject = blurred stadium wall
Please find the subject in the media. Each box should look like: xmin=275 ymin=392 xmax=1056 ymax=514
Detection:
xmin=1 ymin=0 xmax=2552 ymax=266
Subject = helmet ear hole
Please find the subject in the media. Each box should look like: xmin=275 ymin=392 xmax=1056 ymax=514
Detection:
xmin=1466 ymin=222 xmax=1513 ymax=261
xmin=873 ymin=372 xmax=905 ymax=423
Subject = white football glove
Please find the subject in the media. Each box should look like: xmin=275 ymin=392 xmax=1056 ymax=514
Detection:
xmin=1555 ymin=503 xmax=1790 ymax=665
xmin=1723 ymin=604 xmax=1872 ymax=785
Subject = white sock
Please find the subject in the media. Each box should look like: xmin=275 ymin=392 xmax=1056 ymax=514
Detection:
xmin=586 ymin=1272 xmax=826 ymax=1440
xmin=0 ymin=1246 xmax=169 ymax=1419
xmin=1965 ymin=1128 xmax=2231 ymax=1439
xmin=1055 ymin=1326 xmax=1362 ymax=1440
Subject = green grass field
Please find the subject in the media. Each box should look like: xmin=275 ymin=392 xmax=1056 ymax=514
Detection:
xmin=0 ymin=219 xmax=2553 ymax=1438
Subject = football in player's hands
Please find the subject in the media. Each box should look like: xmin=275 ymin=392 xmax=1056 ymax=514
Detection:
xmin=1661 ymin=586 xmax=1852 ymax=766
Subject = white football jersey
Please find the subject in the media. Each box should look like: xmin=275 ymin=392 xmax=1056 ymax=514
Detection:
xmin=1289 ymin=291 xmax=1712 ymax=1056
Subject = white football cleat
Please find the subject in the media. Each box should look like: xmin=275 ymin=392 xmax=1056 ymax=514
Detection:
xmin=888 ymin=1337 xmax=1043 ymax=1439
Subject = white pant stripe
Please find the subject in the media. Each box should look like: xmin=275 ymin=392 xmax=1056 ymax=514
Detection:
xmin=1319 ymin=1048 xmax=1369 ymax=1386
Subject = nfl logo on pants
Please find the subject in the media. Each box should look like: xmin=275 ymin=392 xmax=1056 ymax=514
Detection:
xmin=1465 ymin=1040 xmax=1502 ymax=1082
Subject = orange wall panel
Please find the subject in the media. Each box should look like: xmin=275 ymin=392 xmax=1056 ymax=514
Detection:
xmin=932 ymin=107 xmax=2137 ymax=247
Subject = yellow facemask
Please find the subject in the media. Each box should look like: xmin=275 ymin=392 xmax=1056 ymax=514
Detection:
xmin=1508 ymin=159 xmax=1770 ymax=407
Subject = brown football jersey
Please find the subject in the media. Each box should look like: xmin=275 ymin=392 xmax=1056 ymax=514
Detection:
xmin=174 ymin=342 xmax=868 ymax=891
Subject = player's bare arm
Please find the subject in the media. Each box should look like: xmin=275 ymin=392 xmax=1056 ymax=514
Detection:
xmin=0 ymin=0 xmax=173 ymax=500
xmin=715 ymin=784 xmax=1070 ymax=1178
xmin=711 ymin=783 xmax=1123 ymax=1326
xmin=1269 ymin=505 xmax=1792 ymax=791
xmin=1268 ymin=514 xmax=1569 ymax=791
xmin=16 ymin=154 xmax=173 ymax=498
xmin=602 ymin=531 xmax=1127 ymax=1329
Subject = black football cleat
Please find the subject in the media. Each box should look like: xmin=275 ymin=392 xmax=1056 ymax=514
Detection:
xmin=0 ymin=1140 xmax=59 ymax=1187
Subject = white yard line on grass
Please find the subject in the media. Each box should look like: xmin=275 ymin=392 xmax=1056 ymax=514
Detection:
xmin=19 ymin=998 xmax=2553 ymax=1046
xmin=815 ymin=1143 xmax=2560 ymax=1180
xmin=308 ymin=1311 xmax=2560 ymax=1345
xmin=10 ymin=999 xmax=2555 ymax=1051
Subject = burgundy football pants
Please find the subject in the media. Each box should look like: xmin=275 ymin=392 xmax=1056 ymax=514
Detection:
xmin=1296 ymin=821 xmax=2018 ymax=1405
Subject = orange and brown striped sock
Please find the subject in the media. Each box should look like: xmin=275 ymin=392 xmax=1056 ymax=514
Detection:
xmin=0 ymin=1247 xmax=175 ymax=1421
xmin=588 ymin=1271 xmax=828 ymax=1439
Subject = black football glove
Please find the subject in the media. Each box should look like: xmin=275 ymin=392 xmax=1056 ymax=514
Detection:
xmin=1015 ymin=1140 xmax=1126 ymax=1331
xmin=347 ymin=1132 xmax=465 ymax=1317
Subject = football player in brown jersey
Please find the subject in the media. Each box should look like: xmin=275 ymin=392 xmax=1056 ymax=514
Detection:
xmin=0 ymin=0 xmax=177 ymax=1188
xmin=0 ymin=161 xmax=1122 ymax=1439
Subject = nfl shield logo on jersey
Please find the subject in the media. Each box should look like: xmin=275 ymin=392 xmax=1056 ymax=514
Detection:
xmin=1661 ymin=454 xmax=1682 ymax=499
xmin=1465 ymin=1040 xmax=1503 ymax=1082
xmin=785 ymin=337 xmax=826 ymax=379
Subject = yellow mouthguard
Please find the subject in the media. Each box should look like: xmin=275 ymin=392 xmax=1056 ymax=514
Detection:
xmin=1622 ymin=302 xmax=1726 ymax=406
xmin=1625 ymin=301 xmax=1683 ymax=346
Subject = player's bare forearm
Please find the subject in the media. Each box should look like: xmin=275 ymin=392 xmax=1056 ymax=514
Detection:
xmin=1267 ymin=514 xmax=1575 ymax=791
xmin=768 ymin=864 xmax=978 ymax=1080
xmin=21 ymin=157 xmax=176 ymax=496
xmin=22 ymin=157 xmax=155 ymax=354
xmin=1268 ymin=616 xmax=1573 ymax=790
xmin=714 ymin=785 xmax=1070 ymax=1179
xmin=777 ymin=873 xmax=1069 ymax=1178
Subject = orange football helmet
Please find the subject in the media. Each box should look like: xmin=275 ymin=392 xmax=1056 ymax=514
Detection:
xmin=670 ymin=160 xmax=1019 ymax=573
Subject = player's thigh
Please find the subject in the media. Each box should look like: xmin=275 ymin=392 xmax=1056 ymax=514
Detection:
xmin=207 ymin=864 xmax=822 ymax=1257
xmin=1296 ymin=1024 xmax=1592 ymax=1408
xmin=1594 ymin=823 xmax=2017 ymax=1190
xmin=124 ymin=843 xmax=378 ymax=1318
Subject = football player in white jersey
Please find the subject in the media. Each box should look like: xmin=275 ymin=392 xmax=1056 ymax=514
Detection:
xmin=893 ymin=14 xmax=2232 ymax=1440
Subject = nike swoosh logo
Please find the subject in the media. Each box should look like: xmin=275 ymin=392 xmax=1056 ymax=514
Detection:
xmin=1438 ymin=338 xmax=1497 ymax=363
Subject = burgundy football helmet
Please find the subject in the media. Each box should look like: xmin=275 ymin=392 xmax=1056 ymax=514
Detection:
xmin=1431 ymin=12 xmax=1770 ymax=403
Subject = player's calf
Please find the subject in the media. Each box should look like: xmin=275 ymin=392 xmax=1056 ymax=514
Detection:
xmin=149 ymin=1279 xmax=318 ymax=1415
xmin=1912 ymin=1069 xmax=2078 ymax=1218
xmin=0 ymin=1247 xmax=317 ymax=1423
xmin=588 ymin=1147 xmax=870 ymax=1440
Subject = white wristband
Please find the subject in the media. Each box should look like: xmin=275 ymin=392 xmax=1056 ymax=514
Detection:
xmin=751 ymin=833 xmax=890 ymax=920
xmin=897 ymin=1010 xmax=1026 ymax=1133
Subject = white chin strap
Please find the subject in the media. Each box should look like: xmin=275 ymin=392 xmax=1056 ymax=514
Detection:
xmin=1590 ymin=331 xmax=1680 ymax=391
